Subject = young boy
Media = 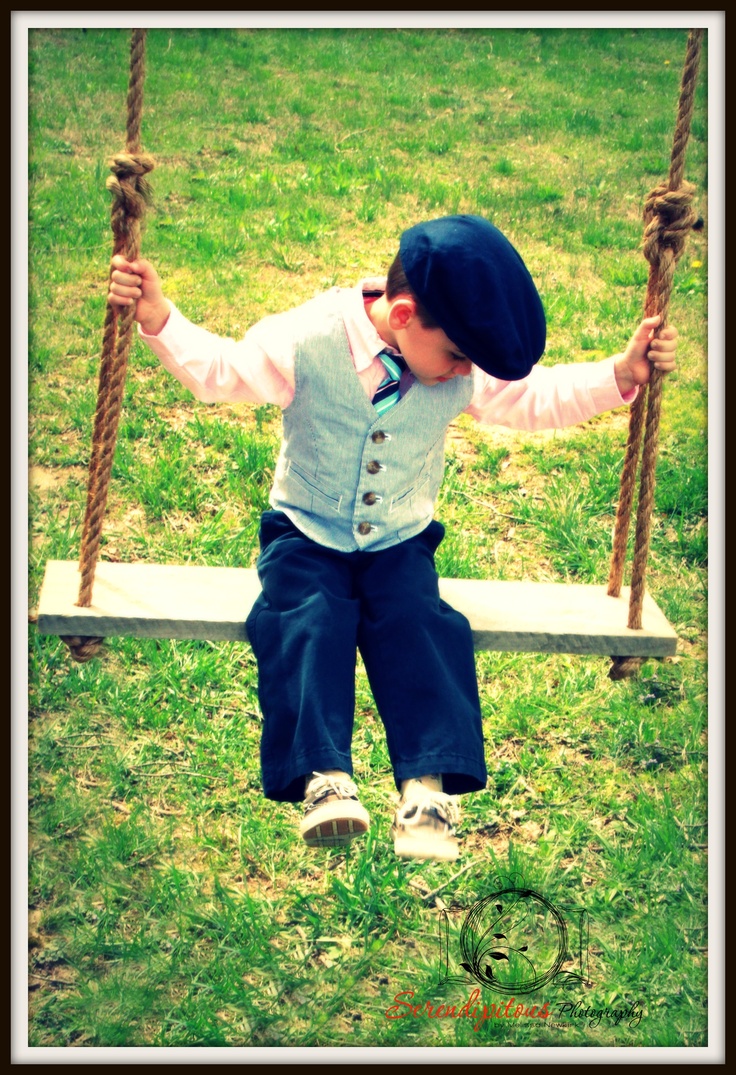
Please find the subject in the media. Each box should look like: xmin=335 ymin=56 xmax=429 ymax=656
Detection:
xmin=108 ymin=214 xmax=677 ymax=862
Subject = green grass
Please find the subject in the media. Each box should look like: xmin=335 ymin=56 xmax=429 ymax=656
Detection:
xmin=27 ymin=27 xmax=709 ymax=1050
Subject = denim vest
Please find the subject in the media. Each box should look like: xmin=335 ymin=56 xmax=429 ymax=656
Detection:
xmin=269 ymin=290 xmax=474 ymax=552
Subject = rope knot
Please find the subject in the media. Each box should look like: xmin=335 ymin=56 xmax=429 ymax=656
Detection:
xmin=105 ymin=152 xmax=155 ymax=242
xmin=59 ymin=635 xmax=105 ymax=664
xmin=109 ymin=151 xmax=155 ymax=180
xmin=608 ymin=656 xmax=645 ymax=681
xmin=642 ymin=181 xmax=697 ymax=269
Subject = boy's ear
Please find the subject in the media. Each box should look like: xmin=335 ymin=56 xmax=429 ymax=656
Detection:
xmin=386 ymin=296 xmax=417 ymax=331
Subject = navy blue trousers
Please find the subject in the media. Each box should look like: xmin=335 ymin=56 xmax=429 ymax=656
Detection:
xmin=246 ymin=510 xmax=488 ymax=802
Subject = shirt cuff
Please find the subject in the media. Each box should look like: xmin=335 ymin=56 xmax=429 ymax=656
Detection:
xmin=590 ymin=355 xmax=639 ymax=411
xmin=137 ymin=299 xmax=175 ymax=342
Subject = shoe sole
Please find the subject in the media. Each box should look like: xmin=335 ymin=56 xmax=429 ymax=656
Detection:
xmin=300 ymin=802 xmax=370 ymax=848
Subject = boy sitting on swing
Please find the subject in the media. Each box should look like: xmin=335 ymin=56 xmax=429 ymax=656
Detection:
xmin=108 ymin=214 xmax=677 ymax=862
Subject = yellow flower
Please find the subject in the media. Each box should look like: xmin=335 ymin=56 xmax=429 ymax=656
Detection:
xmin=692 ymin=260 xmax=703 ymax=269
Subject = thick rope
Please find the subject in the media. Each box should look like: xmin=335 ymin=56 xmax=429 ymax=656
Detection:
xmin=61 ymin=29 xmax=153 ymax=663
xmin=607 ymin=28 xmax=703 ymax=680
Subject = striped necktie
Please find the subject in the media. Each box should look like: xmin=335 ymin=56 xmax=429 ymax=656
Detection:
xmin=372 ymin=351 xmax=408 ymax=415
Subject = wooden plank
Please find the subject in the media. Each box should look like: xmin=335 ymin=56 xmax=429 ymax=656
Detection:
xmin=37 ymin=561 xmax=258 ymax=643
xmin=35 ymin=561 xmax=677 ymax=656
xmin=36 ymin=560 xmax=678 ymax=656
xmin=439 ymin=577 xmax=677 ymax=656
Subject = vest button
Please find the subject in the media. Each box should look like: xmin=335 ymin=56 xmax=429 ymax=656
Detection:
xmin=362 ymin=492 xmax=379 ymax=505
xmin=357 ymin=522 xmax=373 ymax=536
xmin=366 ymin=460 xmax=384 ymax=475
xmin=371 ymin=430 xmax=388 ymax=444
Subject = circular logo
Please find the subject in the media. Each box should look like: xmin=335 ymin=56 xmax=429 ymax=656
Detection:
xmin=458 ymin=888 xmax=568 ymax=994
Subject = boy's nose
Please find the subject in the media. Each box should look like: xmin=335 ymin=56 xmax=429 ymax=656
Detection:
xmin=443 ymin=360 xmax=472 ymax=381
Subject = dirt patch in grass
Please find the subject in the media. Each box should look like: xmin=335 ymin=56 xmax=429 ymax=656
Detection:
xmin=30 ymin=465 xmax=88 ymax=493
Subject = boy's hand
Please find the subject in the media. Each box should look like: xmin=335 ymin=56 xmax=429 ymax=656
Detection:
xmin=108 ymin=255 xmax=170 ymax=336
xmin=614 ymin=315 xmax=678 ymax=394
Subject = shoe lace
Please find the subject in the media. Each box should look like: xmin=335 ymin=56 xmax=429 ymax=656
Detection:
xmin=305 ymin=771 xmax=359 ymax=807
xmin=397 ymin=791 xmax=460 ymax=830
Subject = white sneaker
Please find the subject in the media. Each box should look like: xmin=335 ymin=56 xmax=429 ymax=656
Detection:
xmin=392 ymin=790 xmax=460 ymax=861
xmin=299 ymin=772 xmax=370 ymax=848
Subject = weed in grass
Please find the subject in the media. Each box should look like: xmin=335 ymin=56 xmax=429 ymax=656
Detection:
xmin=655 ymin=441 xmax=707 ymax=536
xmin=416 ymin=178 xmax=462 ymax=214
xmin=355 ymin=200 xmax=378 ymax=224
xmin=471 ymin=443 xmax=510 ymax=480
xmin=520 ymin=478 xmax=611 ymax=580
xmin=494 ymin=157 xmax=514 ymax=177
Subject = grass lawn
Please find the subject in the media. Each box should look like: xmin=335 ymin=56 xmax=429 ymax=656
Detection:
xmin=24 ymin=23 xmax=711 ymax=1053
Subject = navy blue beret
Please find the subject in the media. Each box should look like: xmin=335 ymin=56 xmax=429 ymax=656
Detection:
xmin=399 ymin=215 xmax=546 ymax=380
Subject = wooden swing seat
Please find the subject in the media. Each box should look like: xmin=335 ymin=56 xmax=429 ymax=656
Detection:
xmin=36 ymin=559 xmax=677 ymax=656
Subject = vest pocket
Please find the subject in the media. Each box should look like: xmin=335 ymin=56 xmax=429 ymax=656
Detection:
xmin=282 ymin=458 xmax=343 ymax=514
xmin=388 ymin=472 xmax=431 ymax=515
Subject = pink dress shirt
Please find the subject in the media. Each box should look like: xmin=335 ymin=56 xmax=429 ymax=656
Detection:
xmin=139 ymin=277 xmax=636 ymax=429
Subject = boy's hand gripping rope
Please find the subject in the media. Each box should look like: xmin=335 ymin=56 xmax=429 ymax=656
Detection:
xmin=607 ymin=28 xmax=703 ymax=680
xmin=60 ymin=29 xmax=154 ymax=663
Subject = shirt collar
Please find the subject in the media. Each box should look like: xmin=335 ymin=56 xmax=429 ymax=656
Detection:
xmin=340 ymin=277 xmax=398 ymax=372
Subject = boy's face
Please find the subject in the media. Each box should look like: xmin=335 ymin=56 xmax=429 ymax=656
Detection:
xmin=388 ymin=299 xmax=474 ymax=387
